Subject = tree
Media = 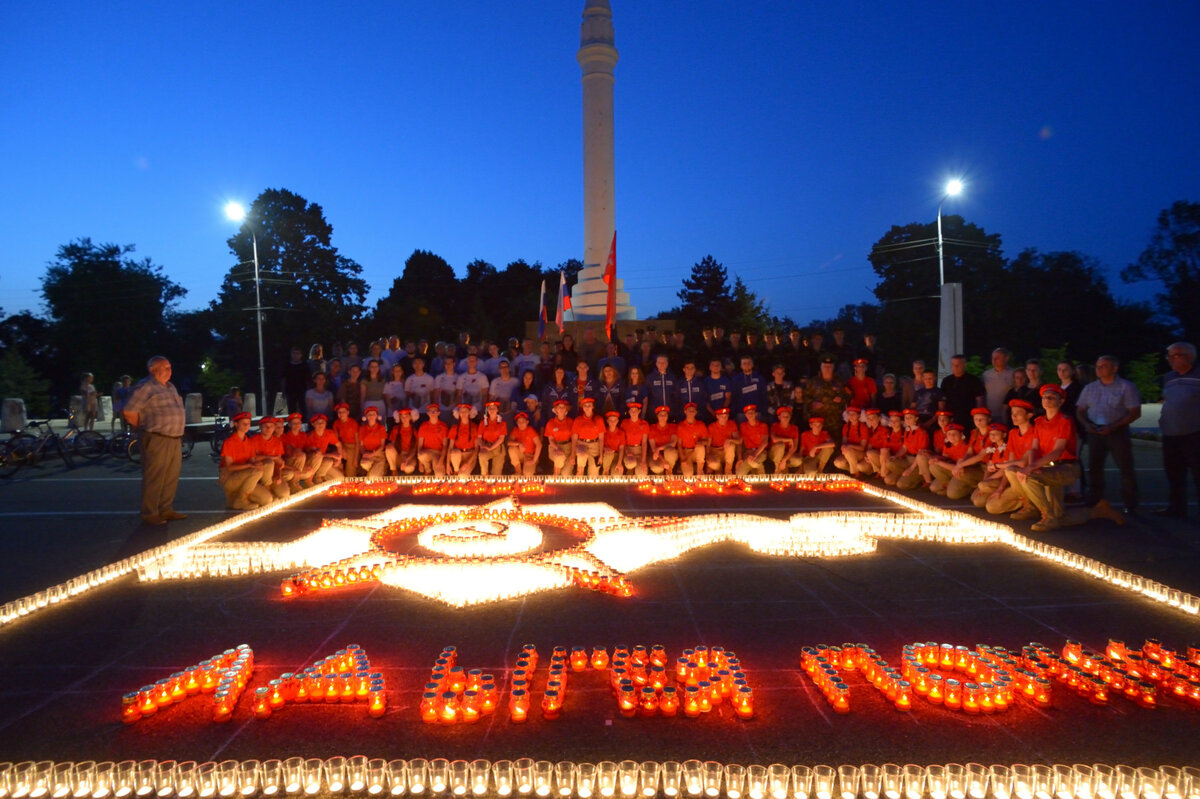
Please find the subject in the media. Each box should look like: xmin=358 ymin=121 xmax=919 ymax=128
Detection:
xmin=211 ymin=189 xmax=368 ymax=392
xmin=39 ymin=238 xmax=185 ymax=400
xmin=370 ymin=249 xmax=460 ymax=342
xmin=868 ymin=216 xmax=1006 ymax=363
xmin=1121 ymin=200 xmax=1200 ymax=341
xmin=0 ymin=349 xmax=51 ymax=417
xmin=671 ymin=255 xmax=737 ymax=337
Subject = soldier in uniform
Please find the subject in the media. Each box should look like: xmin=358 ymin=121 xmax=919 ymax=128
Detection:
xmin=805 ymin=355 xmax=848 ymax=441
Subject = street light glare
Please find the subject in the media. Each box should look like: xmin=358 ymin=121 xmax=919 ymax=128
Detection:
xmin=224 ymin=201 xmax=247 ymax=222
xmin=945 ymin=179 xmax=964 ymax=197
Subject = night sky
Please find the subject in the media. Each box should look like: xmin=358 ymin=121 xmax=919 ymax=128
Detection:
xmin=2 ymin=1 xmax=1197 ymax=326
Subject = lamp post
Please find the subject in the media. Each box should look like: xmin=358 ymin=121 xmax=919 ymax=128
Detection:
xmin=935 ymin=179 xmax=964 ymax=382
xmin=936 ymin=178 xmax=963 ymax=287
xmin=223 ymin=202 xmax=267 ymax=412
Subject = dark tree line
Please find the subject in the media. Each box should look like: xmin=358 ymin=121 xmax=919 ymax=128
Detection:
xmin=2 ymin=189 xmax=1195 ymax=413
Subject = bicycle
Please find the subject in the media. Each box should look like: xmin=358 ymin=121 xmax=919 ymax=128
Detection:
xmin=126 ymin=432 xmax=194 ymax=463
xmin=208 ymin=415 xmax=232 ymax=461
xmin=63 ymin=409 xmax=108 ymax=460
xmin=0 ymin=419 xmax=75 ymax=478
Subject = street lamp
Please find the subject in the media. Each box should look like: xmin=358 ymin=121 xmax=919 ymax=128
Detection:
xmin=223 ymin=201 xmax=267 ymax=413
xmin=936 ymin=179 xmax=963 ymax=286
xmin=935 ymin=179 xmax=964 ymax=382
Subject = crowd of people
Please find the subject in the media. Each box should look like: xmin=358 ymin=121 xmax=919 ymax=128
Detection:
xmin=205 ymin=328 xmax=1200 ymax=533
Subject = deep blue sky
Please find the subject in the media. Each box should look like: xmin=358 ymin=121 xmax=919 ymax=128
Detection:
xmin=2 ymin=1 xmax=1197 ymax=327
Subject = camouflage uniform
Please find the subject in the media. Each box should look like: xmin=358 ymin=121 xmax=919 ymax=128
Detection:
xmin=806 ymin=377 xmax=848 ymax=443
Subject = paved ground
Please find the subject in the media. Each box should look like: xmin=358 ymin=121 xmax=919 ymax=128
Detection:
xmin=1 ymin=438 xmax=1199 ymax=767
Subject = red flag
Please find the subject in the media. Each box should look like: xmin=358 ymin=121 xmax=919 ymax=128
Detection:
xmin=556 ymin=270 xmax=571 ymax=334
xmin=602 ymin=230 xmax=617 ymax=341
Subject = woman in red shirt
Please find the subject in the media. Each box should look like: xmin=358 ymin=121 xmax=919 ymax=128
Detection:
xmin=601 ymin=411 xmax=626 ymax=475
xmin=220 ymin=412 xmax=273 ymax=510
xmin=385 ymin=408 xmax=418 ymax=475
xmin=306 ymin=413 xmax=343 ymax=484
xmin=416 ymin=404 xmax=449 ymax=476
xmin=647 ymin=405 xmax=679 ymax=475
xmin=476 ymin=401 xmax=508 ymax=476
xmin=448 ymin=404 xmax=479 ymax=476
xmin=358 ymin=406 xmax=388 ymax=477
xmin=331 ymin=403 xmax=360 ymax=477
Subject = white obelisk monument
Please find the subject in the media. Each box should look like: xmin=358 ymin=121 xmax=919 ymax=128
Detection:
xmin=573 ymin=0 xmax=636 ymax=322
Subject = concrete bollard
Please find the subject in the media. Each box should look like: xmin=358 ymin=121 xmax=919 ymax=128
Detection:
xmin=98 ymin=395 xmax=111 ymax=422
xmin=185 ymin=393 xmax=204 ymax=425
xmin=2 ymin=398 xmax=29 ymax=433
xmin=243 ymin=393 xmax=257 ymax=418
xmin=272 ymin=393 xmax=287 ymax=415
xmin=69 ymin=394 xmax=83 ymax=418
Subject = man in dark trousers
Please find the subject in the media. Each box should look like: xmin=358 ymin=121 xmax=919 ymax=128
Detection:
xmin=123 ymin=356 xmax=187 ymax=526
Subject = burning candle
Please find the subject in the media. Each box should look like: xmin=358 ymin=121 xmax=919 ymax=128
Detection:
xmin=369 ymin=687 xmax=386 ymax=718
xmin=591 ymin=647 xmax=610 ymax=670
xmin=683 ymin=686 xmax=702 ymax=718
xmin=542 ymin=690 xmax=562 ymax=720
xmin=619 ymin=685 xmax=638 ymax=718
xmin=510 ymin=689 xmax=529 ymax=723
xmin=570 ymin=648 xmax=589 ymax=672
xmin=253 ymin=687 xmax=272 ymax=719
xmin=420 ymin=692 xmax=439 ymax=723
xmin=440 ymin=691 xmax=459 ymax=724
xmin=659 ymin=686 xmax=680 ymax=717
xmin=894 ymin=681 xmax=913 ymax=712
xmin=734 ymin=686 xmax=754 ymax=719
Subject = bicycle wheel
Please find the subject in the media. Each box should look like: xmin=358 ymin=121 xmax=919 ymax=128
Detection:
xmin=73 ymin=430 xmax=107 ymax=460
xmin=181 ymin=435 xmax=194 ymax=459
xmin=0 ymin=441 xmax=18 ymax=478
xmin=128 ymin=437 xmax=141 ymax=464
xmin=110 ymin=433 xmax=131 ymax=458
xmin=5 ymin=433 xmax=37 ymax=466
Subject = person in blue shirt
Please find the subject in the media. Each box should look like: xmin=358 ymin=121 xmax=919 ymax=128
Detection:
xmin=597 ymin=363 xmax=626 ymax=416
xmin=625 ymin=365 xmax=649 ymax=411
xmin=597 ymin=341 xmax=627 ymax=381
xmin=573 ymin=361 xmax=599 ymax=414
xmin=542 ymin=365 xmax=574 ymax=411
xmin=675 ymin=359 xmax=706 ymax=420
xmin=702 ymin=358 xmax=732 ymax=423
xmin=647 ymin=354 xmax=679 ymax=420
xmin=730 ymin=355 xmax=768 ymax=422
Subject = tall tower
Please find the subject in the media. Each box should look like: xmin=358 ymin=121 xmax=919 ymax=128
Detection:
xmin=573 ymin=0 xmax=635 ymax=323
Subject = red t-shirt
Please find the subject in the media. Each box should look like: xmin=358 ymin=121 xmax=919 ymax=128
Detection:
xmin=647 ymin=422 xmax=677 ymax=447
xmin=221 ymin=433 xmax=258 ymax=466
xmin=846 ymin=376 xmax=877 ymax=408
xmin=740 ymin=420 xmax=769 ymax=451
xmin=306 ymin=428 xmax=339 ymax=454
xmin=545 ymin=417 xmax=574 ymax=444
xmin=509 ymin=425 xmax=540 ymax=456
xmin=932 ymin=427 xmax=948 ymax=452
xmin=967 ymin=429 xmax=987 ymax=455
xmin=479 ymin=418 xmax=507 ymax=444
xmin=676 ymin=419 xmax=708 ymax=447
xmin=281 ymin=430 xmax=308 ymax=453
xmin=359 ymin=422 xmax=387 ymax=451
xmin=603 ymin=428 xmax=626 ymax=451
xmin=1033 ymin=413 xmax=1077 ymax=461
xmin=842 ymin=420 xmax=869 ymax=445
xmin=253 ymin=433 xmax=283 ymax=458
xmin=389 ymin=424 xmax=415 ymax=450
xmin=572 ymin=414 xmax=605 ymax=442
xmin=1006 ymin=425 xmax=1036 ymax=460
xmin=902 ymin=427 xmax=930 ymax=456
xmin=332 ymin=417 xmax=359 ymax=445
xmin=940 ymin=440 xmax=969 ymax=461
xmin=884 ymin=428 xmax=904 ymax=455
xmin=707 ymin=420 xmax=738 ymax=447
xmin=620 ymin=418 xmax=649 ymax=447
xmin=867 ymin=424 xmax=891 ymax=450
xmin=450 ymin=421 xmax=477 ymax=450
xmin=800 ymin=429 xmax=831 ymax=454
xmin=770 ymin=422 xmax=800 ymax=444
xmin=417 ymin=420 xmax=447 ymax=451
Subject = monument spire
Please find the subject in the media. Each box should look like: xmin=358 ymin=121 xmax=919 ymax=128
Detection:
xmin=574 ymin=0 xmax=634 ymax=325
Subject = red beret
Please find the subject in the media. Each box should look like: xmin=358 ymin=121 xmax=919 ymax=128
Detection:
xmin=865 ymin=408 xmax=881 ymax=415
xmin=605 ymin=410 xmax=621 ymax=418
xmin=903 ymin=408 xmax=919 ymax=416
xmin=971 ymin=407 xmax=992 ymax=417
xmin=808 ymin=416 xmax=824 ymax=424
xmin=627 ymin=401 xmax=642 ymax=409
xmin=553 ymin=399 xmax=569 ymax=408
xmin=853 ymin=358 xmax=868 ymax=366
xmin=935 ymin=410 xmax=953 ymax=418
xmin=655 ymin=405 xmax=671 ymax=414
xmin=310 ymin=414 xmax=328 ymax=423
xmin=888 ymin=410 xmax=903 ymax=418
xmin=988 ymin=423 xmax=1008 ymax=433
xmin=334 ymin=403 xmax=350 ymax=412
xmin=514 ymin=412 xmax=529 ymax=420
xmin=580 ymin=397 xmax=595 ymax=405
xmin=776 ymin=406 xmax=793 ymax=415
xmin=1008 ymin=398 xmax=1034 ymax=411
xmin=1039 ymin=384 xmax=1065 ymax=398
xmin=286 ymin=413 xmax=303 ymax=422
xmin=232 ymin=412 xmax=251 ymax=423
xmin=426 ymin=403 xmax=440 ymax=412
xmin=485 ymin=401 xmax=500 ymax=408
xmin=363 ymin=407 xmax=379 ymax=415
xmin=684 ymin=402 xmax=697 ymax=410
xmin=743 ymin=404 xmax=758 ymax=412
xmin=847 ymin=406 xmax=861 ymax=414
xmin=947 ymin=423 xmax=965 ymax=432
xmin=714 ymin=407 xmax=730 ymax=415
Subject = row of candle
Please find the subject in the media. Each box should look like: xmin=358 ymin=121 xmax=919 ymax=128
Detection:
xmin=421 ymin=646 xmax=502 ymax=724
xmin=122 ymin=646 xmax=254 ymax=725
xmin=250 ymin=645 xmax=386 ymax=719
xmin=4 ymin=759 xmax=1195 ymax=799
xmin=1061 ymin=639 xmax=1200 ymax=708
xmin=326 ymin=482 xmax=400 ymax=497
xmin=412 ymin=480 xmax=548 ymax=496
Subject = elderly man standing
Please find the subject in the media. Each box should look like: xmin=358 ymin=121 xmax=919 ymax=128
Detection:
xmin=981 ymin=348 xmax=1015 ymax=422
xmin=1076 ymin=355 xmax=1141 ymax=515
xmin=1157 ymin=342 xmax=1200 ymax=518
xmin=122 ymin=356 xmax=187 ymax=526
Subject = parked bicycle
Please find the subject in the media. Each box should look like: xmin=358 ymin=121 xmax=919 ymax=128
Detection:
xmin=0 ymin=419 xmax=75 ymax=478
xmin=63 ymin=409 xmax=107 ymax=460
xmin=118 ymin=429 xmax=195 ymax=463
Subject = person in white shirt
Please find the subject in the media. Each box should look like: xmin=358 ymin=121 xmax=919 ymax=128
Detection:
xmin=456 ymin=353 xmax=490 ymax=417
xmin=403 ymin=356 xmax=435 ymax=417
xmin=981 ymin=348 xmax=1015 ymax=422
xmin=488 ymin=359 xmax=520 ymax=415
xmin=1076 ymin=355 xmax=1141 ymax=514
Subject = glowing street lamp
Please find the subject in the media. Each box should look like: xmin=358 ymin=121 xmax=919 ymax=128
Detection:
xmin=223 ymin=202 xmax=268 ymax=413
xmin=936 ymin=179 xmax=963 ymax=287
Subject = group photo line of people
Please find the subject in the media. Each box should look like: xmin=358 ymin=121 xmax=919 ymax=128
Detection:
xmin=171 ymin=326 xmax=1200 ymax=536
